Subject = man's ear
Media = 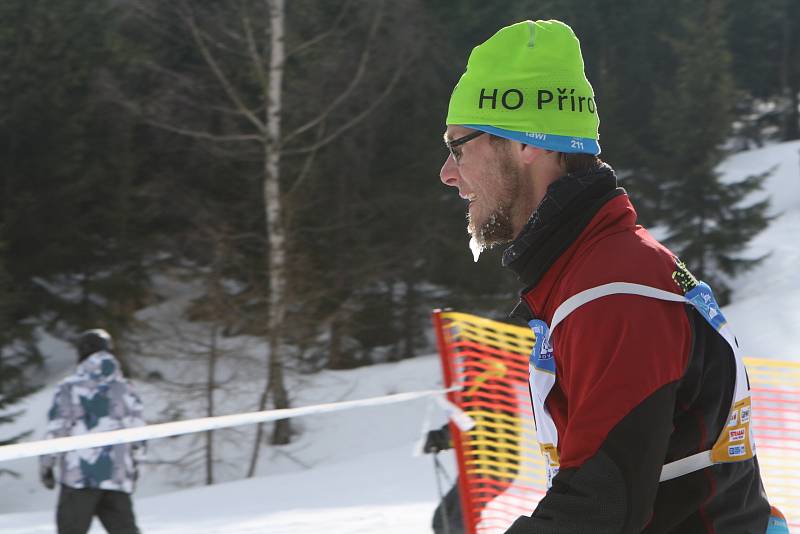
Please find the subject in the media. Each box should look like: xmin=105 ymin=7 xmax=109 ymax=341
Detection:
xmin=518 ymin=143 xmax=546 ymax=165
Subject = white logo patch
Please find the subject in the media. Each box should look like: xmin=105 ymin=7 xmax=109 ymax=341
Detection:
xmin=729 ymin=428 xmax=746 ymax=442
xmin=728 ymin=410 xmax=739 ymax=427
xmin=728 ymin=444 xmax=747 ymax=457
xmin=740 ymin=406 xmax=751 ymax=424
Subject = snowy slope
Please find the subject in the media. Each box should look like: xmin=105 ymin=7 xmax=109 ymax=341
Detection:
xmin=0 ymin=442 xmax=445 ymax=534
xmin=0 ymin=141 xmax=798 ymax=533
xmin=720 ymin=140 xmax=800 ymax=360
xmin=0 ymin=355 xmax=455 ymax=533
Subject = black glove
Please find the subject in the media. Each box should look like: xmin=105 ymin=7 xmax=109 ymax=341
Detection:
xmin=40 ymin=465 xmax=55 ymax=490
xmin=423 ymin=426 xmax=452 ymax=453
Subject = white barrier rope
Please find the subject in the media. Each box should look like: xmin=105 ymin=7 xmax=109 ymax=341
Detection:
xmin=0 ymin=387 xmax=461 ymax=463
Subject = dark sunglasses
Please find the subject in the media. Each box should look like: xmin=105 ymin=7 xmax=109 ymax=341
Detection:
xmin=445 ymin=130 xmax=485 ymax=162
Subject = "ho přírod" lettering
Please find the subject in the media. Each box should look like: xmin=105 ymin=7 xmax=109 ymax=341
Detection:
xmin=478 ymin=87 xmax=596 ymax=114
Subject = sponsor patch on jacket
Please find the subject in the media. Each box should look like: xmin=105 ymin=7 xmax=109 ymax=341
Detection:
xmin=728 ymin=410 xmax=739 ymax=426
xmin=529 ymin=319 xmax=555 ymax=373
xmin=728 ymin=444 xmax=747 ymax=457
xmin=740 ymin=406 xmax=751 ymax=424
xmin=729 ymin=428 xmax=746 ymax=442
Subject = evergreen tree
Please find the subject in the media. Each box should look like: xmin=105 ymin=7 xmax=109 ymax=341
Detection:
xmin=0 ymin=0 xmax=154 ymax=346
xmin=0 ymin=241 xmax=43 ymax=470
xmin=651 ymin=0 xmax=772 ymax=304
xmin=728 ymin=0 xmax=800 ymax=142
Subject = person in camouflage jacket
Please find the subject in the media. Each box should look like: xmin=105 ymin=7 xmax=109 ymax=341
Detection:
xmin=40 ymin=329 xmax=146 ymax=534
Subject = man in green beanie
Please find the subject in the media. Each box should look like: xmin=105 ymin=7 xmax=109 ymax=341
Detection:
xmin=440 ymin=20 xmax=782 ymax=534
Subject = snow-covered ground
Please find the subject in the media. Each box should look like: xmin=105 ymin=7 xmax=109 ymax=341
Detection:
xmin=0 ymin=352 xmax=453 ymax=533
xmin=719 ymin=140 xmax=800 ymax=360
xmin=0 ymin=140 xmax=798 ymax=533
xmin=0 ymin=329 xmax=458 ymax=531
xmin=0 ymin=428 xmax=445 ymax=533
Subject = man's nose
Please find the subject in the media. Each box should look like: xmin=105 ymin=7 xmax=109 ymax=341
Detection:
xmin=440 ymin=154 xmax=459 ymax=187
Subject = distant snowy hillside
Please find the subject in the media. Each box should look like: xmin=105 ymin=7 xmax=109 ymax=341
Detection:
xmin=720 ymin=140 xmax=800 ymax=360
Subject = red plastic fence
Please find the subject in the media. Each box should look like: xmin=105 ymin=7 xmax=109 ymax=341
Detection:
xmin=433 ymin=310 xmax=800 ymax=533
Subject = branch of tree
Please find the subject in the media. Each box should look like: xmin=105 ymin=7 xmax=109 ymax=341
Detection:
xmin=182 ymin=2 xmax=266 ymax=134
xmin=284 ymin=0 xmax=354 ymax=59
xmin=239 ymin=1 xmax=270 ymax=98
xmin=286 ymin=121 xmax=326 ymax=198
xmin=146 ymin=119 xmax=263 ymax=143
xmin=283 ymin=54 xmax=410 ymax=156
xmin=281 ymin=0 xmax=385 ymax=146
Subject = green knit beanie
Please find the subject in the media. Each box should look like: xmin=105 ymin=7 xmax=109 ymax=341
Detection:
xmin=447 ymin=20 xmax=600 ymax=155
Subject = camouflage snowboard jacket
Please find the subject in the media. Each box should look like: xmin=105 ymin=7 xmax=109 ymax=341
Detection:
xmin=40 ymin=351 xmax=146 ymax=493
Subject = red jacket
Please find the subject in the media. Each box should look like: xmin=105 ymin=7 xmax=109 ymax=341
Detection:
xmin=522 ymin=193 xmax=691 ymax=470
xmin=503 ymin=166 xmax=770 ymax=534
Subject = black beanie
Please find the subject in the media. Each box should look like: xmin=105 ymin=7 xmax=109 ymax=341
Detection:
xmin=76 ymin=329 xmax=113 ymax=362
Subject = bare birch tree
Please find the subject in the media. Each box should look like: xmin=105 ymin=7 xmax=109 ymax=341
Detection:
xmin=122 ymin=0 xmax=414 ymax=476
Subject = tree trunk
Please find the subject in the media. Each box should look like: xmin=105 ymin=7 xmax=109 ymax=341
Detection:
xmin=205 ymin=325 xmax=217 ymax=486
xmin=327 ymin=142 xmax=351 ymax=370
xmin=781 ymin=12 xmax=800 ymax=140
xmin=0 ymin=344 xmax=5 ymax=395
xmin=329 ymin=315 xmax=343 ymax=369
xmin=786 ymin=82 xmax=799 ymax=141
xmin=247 ymin=0 xmax=290 ymax=478
xmin=401 ymin=272 xmax=416 ymax=360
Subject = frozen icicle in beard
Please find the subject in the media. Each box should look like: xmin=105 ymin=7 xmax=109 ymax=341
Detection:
xmin=465 ymin=149 xmax=521 ymax=262
xmin=469 ymin=235 xmax=483 ymax=262
xmin=467 ymin=207 xmax=514 ymax=262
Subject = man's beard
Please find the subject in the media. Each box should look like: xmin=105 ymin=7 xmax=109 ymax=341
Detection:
xmin=468 ymin=203 xmax=515 ymax=248
xmin=467 ymin=156 xmax=521 ymax=251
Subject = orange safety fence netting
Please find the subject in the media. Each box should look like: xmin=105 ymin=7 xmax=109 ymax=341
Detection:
xmin=432 ymin=310 xmax=800 ymax=534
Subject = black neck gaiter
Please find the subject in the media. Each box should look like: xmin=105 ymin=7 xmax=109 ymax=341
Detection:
xmin=502 ymin=163 xmax=623 ymax=289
